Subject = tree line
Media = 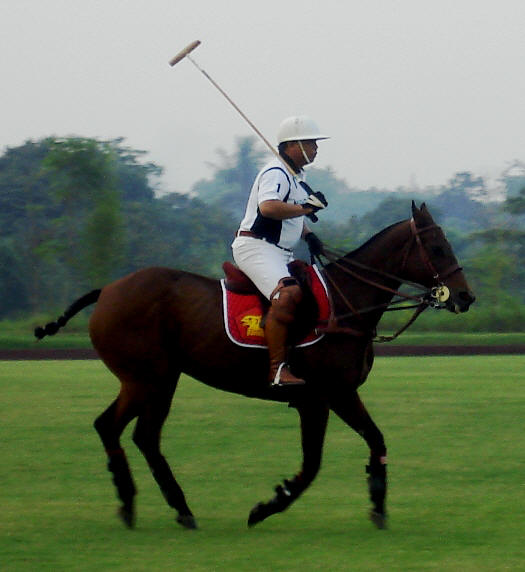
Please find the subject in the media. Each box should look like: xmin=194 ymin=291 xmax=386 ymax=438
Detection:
xmin=0 ymin=136 xmax=523 ymax=331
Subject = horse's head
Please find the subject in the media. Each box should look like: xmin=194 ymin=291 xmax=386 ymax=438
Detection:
xmin=405 ymin=202 xmax=475 ymax=313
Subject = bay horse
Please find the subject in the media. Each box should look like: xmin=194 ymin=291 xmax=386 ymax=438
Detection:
xmin=35 ymin=203 xmax=474 ymax=530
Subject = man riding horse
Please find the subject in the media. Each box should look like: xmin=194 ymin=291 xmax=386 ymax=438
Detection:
xmin=231 ymin=115 xmax=329 ymax=387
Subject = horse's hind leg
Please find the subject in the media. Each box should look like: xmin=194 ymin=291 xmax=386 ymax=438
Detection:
xmin=248 ymin=399 xmax=329 ymax=527
xmin=94 ymin=388 xmax=142 ymax=528
xmin=132 ymin=380 xmax=196 ymax=530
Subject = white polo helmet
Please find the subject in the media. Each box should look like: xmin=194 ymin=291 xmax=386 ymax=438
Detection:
xmin=277 ymin=115 xmax=330 ymax=144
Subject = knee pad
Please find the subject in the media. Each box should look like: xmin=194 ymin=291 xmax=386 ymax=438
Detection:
xmin=269 ymin=280 xmax=302 ymax=323
xmin=270 ymin=277 xmax=301 ymax=300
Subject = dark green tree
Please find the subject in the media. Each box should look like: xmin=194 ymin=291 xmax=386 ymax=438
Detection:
xmin=429 ymin=172 xmax=491 ymax=232
xmin=504 ymin=187 xmax=525 ymax=215
xmin=192 ymin=136 xmax=268 ymax=219
xmin=109 ymin=137 xmax=162 ymax=203
xmin=42 ymin=137 xmax=125 ymax=287
xmin=360 ymin=196 xmax=415 ymax=232
xmin=0 ymin=139 xmax=62 ymax=312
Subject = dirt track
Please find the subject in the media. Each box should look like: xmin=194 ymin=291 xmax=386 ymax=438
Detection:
xmin=1 ymin=345 xmax=523 ymax=360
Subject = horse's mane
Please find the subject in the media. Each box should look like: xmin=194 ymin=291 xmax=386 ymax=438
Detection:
xmin=345 ymin=219 xmax=406 ymax=259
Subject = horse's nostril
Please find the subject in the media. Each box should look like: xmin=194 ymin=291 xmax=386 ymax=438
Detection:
xmin=459 ymin=291 xmax=475 ymax=304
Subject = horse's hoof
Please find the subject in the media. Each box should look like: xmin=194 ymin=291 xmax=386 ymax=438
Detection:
xmin=370 ymin=510 xmax=387 ymax=529
xmin=248 ymin=502 xmax=270 ymax=528
xmin=118 ymin=505 xmax=135 ymax=529
xmin=177 ymin=514 xmax=198 ymax=529
xmin=248 ymin=503 xmax=262 ymax=527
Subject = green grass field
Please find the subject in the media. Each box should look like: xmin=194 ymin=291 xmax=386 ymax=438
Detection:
xmin=1 ymin=356 xmax=523 ymax=571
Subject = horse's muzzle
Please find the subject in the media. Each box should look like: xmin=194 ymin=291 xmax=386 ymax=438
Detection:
xmin=447 ymin=290 xmax=476 ymax=314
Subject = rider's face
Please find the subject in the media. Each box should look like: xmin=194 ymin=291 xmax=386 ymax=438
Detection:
xmin=301 ymin=140 xmax=318 ymax=163
xmin=288 ymin=140 xmax=318 ymax=166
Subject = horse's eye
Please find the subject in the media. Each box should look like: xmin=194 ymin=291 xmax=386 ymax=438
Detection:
xmin=431 ymin=246 xmax=445 ymax=257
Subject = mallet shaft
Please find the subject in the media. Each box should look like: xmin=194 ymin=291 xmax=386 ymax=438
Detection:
xmin=184 ymin=55 xmax=291 ymax=176
xmin=168 ymin=40 xmax=298 ymax=182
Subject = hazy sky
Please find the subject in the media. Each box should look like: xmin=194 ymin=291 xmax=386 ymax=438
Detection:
xmin=2 ymin=0 xmax=524 ymax=193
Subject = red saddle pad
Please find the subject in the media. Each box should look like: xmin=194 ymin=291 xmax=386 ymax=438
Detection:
xmin=221 ymin=265 xmax=331 ymax=348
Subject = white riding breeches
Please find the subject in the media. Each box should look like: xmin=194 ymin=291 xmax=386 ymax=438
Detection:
xmin=231 ymin=236 xmax=295 ymax=300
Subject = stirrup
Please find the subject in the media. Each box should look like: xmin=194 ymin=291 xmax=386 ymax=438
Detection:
xmin=270 ymin=363 xmax=306 ymax=387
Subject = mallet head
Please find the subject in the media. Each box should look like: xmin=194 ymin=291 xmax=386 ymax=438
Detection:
xmin=169 ymin=40 xmax=201 ymax=67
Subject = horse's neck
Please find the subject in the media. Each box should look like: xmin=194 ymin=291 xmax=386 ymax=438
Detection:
xmin=352 ymin=219 xmax=410 ymax=276
xmin=331 ymin=220 xmax=411 ymax=325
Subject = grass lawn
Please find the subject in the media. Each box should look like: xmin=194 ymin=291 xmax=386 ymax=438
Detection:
xmin=1 ymin=356 xmax=523 ymax=571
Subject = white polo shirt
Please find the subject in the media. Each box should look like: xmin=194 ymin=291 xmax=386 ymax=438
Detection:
xmin=237 ymin=157 xmax=309 ymax=250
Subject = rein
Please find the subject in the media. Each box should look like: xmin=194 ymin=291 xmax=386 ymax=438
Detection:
xmin=314 ymin=219 xmax=462 ymax=342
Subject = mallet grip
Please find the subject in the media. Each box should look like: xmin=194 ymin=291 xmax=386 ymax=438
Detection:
xmin=169 ymin=40 xmax=201 ymax=67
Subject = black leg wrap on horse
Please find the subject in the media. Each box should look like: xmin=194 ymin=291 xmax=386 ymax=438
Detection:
xmin=108 ymin=455 xmax=137 ymax=502
xmin=248 ymin=476 xmax=304 ymax=527
xmin=151 ymin=457 xmax=194 ymax=519
xmin=107 ymin=454 xmax=137 ymax=528
xmin=145 ymin=455 xmax=196 ymax=529
xmin=366 ymin=456 xmax=387 ymax=529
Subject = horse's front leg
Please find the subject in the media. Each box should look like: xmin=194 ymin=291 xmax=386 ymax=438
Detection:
xmin=330 ymin=390 xmax=388 ymax=529
xmin=248 ymin=399 xmax=329 ymax=527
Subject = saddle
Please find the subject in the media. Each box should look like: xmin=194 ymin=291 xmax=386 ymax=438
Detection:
xmin=222 ymin=260 xmax=312 ymax=294
xmin=220 ymin=261 xmax=330 ymax=349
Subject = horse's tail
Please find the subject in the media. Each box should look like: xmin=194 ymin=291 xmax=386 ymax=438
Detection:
xmin=34 ymin=289 xmax=102 ymax=340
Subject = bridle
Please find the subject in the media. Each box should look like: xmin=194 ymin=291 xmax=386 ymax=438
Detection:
xmin=405 ymin=219 xmax=462 ymax=284
xmin=314 ymin=218 xmax=463 ymax=342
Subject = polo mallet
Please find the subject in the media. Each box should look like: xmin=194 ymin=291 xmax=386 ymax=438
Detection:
xmin=168 ymin=40 xmax=326 ymax=220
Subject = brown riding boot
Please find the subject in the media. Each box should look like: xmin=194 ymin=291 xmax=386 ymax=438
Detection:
xmin=265 ymin=281 xmax=305 ymax=387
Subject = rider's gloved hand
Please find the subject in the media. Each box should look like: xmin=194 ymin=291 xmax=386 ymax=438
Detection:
xmin=304 ymin=232 xmax=324 ymax=257
xmin=301 ymin=194 xmax=327 ymax=213
xmin=299 ymin=181 xmax=328 ymax=211
xmin=299 ymin=182 xmax=327 ymax=223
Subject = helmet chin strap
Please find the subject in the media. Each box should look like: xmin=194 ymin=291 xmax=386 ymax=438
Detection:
xmin=298 ymin=140 xmax=312 ymax=165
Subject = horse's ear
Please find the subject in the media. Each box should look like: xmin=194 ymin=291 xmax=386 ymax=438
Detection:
xmin=420 ymin=202 xmax=434 ymax=218
xmin=415 ymin=201 xmax=434 ymax=223
xmin=411 ymin=200 xmax=420 ymax=217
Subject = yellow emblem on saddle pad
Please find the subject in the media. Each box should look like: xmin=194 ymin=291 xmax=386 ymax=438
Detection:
xmin=240 ymin=315 xmax=265 ymax=337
